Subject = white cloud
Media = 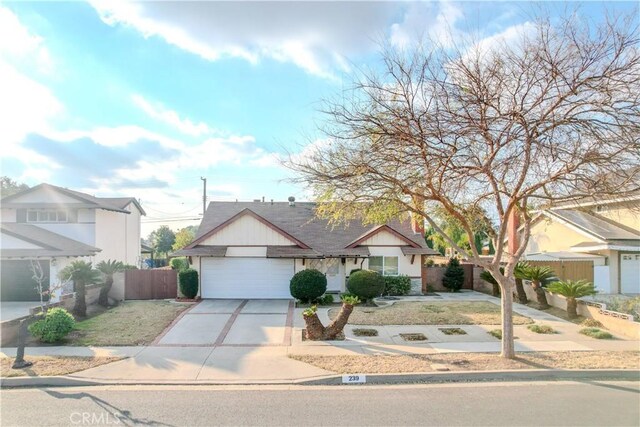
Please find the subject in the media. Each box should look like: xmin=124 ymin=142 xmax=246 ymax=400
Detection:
xmin=89 ymin=0 xmax=395 ymax=79
xmin=390 ymin=1 xmax=465 ymax=49
xmin=0 ymin=5 xmax=53 ymax=73
xmin=131 ymin=94 xmax=215 ymax=137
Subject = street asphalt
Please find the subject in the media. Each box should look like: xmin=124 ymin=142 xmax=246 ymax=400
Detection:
xmin=1 ymin=380 xmax=639 ymax=426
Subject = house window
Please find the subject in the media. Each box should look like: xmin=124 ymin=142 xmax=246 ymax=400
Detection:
xmin=368 ymin=256 xmax=399 ymax=276
xmin=26 ymin=209 xmax=68 ymax=223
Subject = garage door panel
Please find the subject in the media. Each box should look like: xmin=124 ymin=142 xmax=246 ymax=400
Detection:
xmin=201 ymin=258 xmax=293 ymax=299
xmin=621 ymin=254 xmax=640 ymax=294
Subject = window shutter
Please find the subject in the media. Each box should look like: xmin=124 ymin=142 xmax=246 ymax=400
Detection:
xmin=16 ymin=209 xmax=26 ymax=223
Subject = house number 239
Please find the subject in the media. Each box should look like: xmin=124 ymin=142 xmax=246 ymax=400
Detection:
xmin=342 ymin=374 xmax=366 ymax=384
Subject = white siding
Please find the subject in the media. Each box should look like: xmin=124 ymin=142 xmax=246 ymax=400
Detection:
xmin=77 ymin=208 xmax=95 ymax=223
xmin=0 ymin=233 xmax=43 ymax=249
xmin=9 ymin=188 xmax=82 ymax=204
xmin=359 ymin=230 xmax=412 ymax=246
xmin=200 ymin=213 xmax=296 ymax=246
xmin=94 ymin=210 xmax=128 ymax=264
xmin=35 ymin=223 xmax=96 ymax=246
xmin=226 ymin=247 xmax=267 ymax=257
xmin=1 ymin=209 xmax=16 ymax=222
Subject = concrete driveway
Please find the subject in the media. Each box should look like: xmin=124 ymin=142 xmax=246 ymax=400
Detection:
xmin=156 ymin=299 xmax=293 ymax=346
xmin=0 ymin=302 xmax=38 ymax=322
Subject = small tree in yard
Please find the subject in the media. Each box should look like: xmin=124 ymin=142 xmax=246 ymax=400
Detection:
xmin=290 ymin=269 xmax=327 ymax=303
xmin=443 ymin=258 xmax=465 ymax=292
xmin=179 ymin=269 xmax=199 ymax=299
xmin=96 ymin=260 xmax=125 ymax=307
xmin=286 ymin=9 xmax=640 ymax=358
xmin=522 ymin=266 xmax=556 ymax=310
xmin=303 ymin=295 xmax=361 ymax=340
xmin=547 ymin=280 xmax=597 ymax=319
xmin=59 ymin=261 xmax=102 ymax=318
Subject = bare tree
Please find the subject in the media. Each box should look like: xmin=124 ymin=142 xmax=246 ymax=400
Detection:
xmin=287 ymin=10 xmax=640 ymax=358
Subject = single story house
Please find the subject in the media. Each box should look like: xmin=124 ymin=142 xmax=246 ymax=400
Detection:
xmin=173 ymin=199 xmax=438 ymax=299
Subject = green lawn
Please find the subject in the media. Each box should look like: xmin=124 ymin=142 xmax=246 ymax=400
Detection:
xmin=69 ymin=301 xmax=190 ymax=346
xmin=329 ymin=301 xmax=533 ymax=326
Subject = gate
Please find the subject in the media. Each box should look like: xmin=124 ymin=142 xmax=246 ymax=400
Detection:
xmin=124 ymin=269 xmax=178 ymax=300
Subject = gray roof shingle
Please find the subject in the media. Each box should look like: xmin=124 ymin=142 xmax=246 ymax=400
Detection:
xmin=549 ymin=209 xmax=640 ymax=241
xmin=0 ymin=223 xmax=101 ymax=258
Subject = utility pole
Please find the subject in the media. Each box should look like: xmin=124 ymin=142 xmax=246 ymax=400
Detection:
xmin=200 ymin=177 xmax=207 ymax=216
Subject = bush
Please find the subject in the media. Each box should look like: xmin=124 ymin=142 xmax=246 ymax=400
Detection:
xmin=170 ymin=257 xmax=189 ymax=271
xmin=383 ymin=275 xmax=411 ymax=296
xmin=179 ymin=269 xmax=199 ymax=298
xmin=318 ymin=294 xmax=335 ymax=305
xmin=604 ymin=296 xmax=640 ymax=322
xmin=580 ymin=318 xmax=604 ymax=328
xmin=290 ymin=269 xmax=327 ymax=303
xmin=527 ymin=324 xmax=556 ymax=334
xmin=28 ymin=308 xmax=75 ymax=343
xmin=580 ymin=327 xmax=613 ymax=339
xmin=442 ymin=258 xmax=465 ymax=292
xmin=346 ymin=270 xmax=385 ymax=301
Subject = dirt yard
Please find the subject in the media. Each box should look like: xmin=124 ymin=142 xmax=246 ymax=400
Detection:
xmin=1 ymin=356 xmax=122 ymax=377
xmin=290 ymin=351 xmax=640 ymax=373
xmin=329 ymin=301 xmax=533 ymax=325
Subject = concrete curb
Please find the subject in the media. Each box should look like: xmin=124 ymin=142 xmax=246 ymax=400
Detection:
xmin=2 ymin=369 xmax=638 ymax=388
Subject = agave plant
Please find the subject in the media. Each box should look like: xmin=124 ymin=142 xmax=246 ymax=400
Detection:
xmin=96 ymin=260 xmax=125 ymax=307
xmin=513 ymin=261 xmax=530 ymax=304
xmin=59 ymin=261 xmax=102 ymax=317
xmin=522 ymin=265 xmax=555 ymax=309
xmin=547 ymin=280 xmax=597 ymax=319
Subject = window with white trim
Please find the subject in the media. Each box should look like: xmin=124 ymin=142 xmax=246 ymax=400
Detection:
xmin=27 ymin=209 xmax=68 ymax=223
xmin=368 ymin=256 xmax=399 ymax=276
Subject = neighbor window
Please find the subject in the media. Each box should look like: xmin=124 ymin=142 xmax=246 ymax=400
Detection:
xmin=26 ymin=209 xmax=68 ymax=223
xmin=368 ymin=256 xmax=399 ymax=276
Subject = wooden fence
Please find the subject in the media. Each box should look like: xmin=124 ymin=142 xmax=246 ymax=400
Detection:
xmin=526 ymin=260 xmax=594 ymax=283
xmin=125 ymin=269 xmax=178 ymax=300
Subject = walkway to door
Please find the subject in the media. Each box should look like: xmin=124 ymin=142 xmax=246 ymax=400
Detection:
xmin=155 ymin=299 xmax=294 ymax=346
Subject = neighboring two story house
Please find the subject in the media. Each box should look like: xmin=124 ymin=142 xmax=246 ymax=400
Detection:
xmin=0 ymin=183 xmax=145 ymax=301
xmin=523 ymin=194 xmax=640 ymax=294
xmin=174 ymin=199 xmax=438 ymax=299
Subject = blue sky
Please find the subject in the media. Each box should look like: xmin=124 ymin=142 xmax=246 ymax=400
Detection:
xmin=0 ymin=1 xmax=635 ymax=236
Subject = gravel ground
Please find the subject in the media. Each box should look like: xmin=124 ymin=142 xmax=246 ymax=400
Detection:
xmin=1 ymin=356 xmax=123 ymax=377
xmin=329 ymin=301 xmax=533 ymax=325
xmin=289 ymin=351 xmax=640 ymax=373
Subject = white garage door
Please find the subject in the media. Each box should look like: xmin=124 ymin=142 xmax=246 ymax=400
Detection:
xmin=620 ymin=254 xmax=640 ymax=294
xmin=201 ymin=257 xmax=294 ymax=299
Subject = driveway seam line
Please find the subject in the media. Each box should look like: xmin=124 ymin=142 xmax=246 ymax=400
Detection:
xmin=152 ymin=301 xmax=200 ymax=346
xmin=214 ymin=300 xmax=249 ymax=346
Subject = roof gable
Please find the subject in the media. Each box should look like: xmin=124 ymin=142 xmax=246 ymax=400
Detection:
xmin=347 ymin=225 xmax=420 ymax=248
xmin=2 ymin=184 xmax=87 ymax=205
xmin=188 ymin=209 xmax=310 ymax=249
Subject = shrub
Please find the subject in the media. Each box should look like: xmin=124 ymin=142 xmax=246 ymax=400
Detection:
xmin=318 ymin=294 xmax=335 ymax=305
xmin=383 ymin=275 xmax=411 ymax=296
xmin=580 ymin=327 xmax=613 ymax=339
xmin=170 ymin=257 xmax=189 ymax=271
xmin=604 ymin=296 xmax=640 ymax=322
xmin=439 ymin=327 xmax=467 ymax=335
xmin=290 ymin=269 xmax=327 ymax=303
xmin=425 ymin=258 xmax=435 ymax=267
xmin=28 ymin=308 xmax=75 ymax=343
xmin=442 ymin=258 xmax=465 ymax=292
xmin=527 ymin=324 xmax=556 ymax=334
xmin=179 ymin=269 xmax=199 ymax=299
xmin=580 ymin=318 xmax=604 ymax=328
xmin=346 ymin=270 xmax=385 ymax=301
xmin=488 ymin=329 xmax=502 ymax=339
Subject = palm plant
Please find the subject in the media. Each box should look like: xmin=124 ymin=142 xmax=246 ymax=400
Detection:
xmin=59 ymin=261 xmax=102 ymax=317
xmin=96 ymin=260 xmax=125 ymax=307
xmin=547 ymin=280 xmax=597 ymax=319
xmin=522 ymin=265 xmax=555 ymax=309
xmin=514 ymin=261 xmax=530 ymax=304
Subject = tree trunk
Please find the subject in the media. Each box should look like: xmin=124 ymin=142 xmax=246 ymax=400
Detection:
xmin=566 ymin=298 xmax=578 ymax=319
xmin=492 ymin=283 xmax=501 ymax=298
xmin=303 ymin=303 xmax=355 ymax=340
xmin=515 ymin=278 xmax=528 ymax=304
xmin=500 ymin=280 xmax=515 ymax=359
xmin=532 ymin=280 xmax=550 ymax=309
xmin=73 ymin=280 xmax=87 ymax=318
xmin=98 ymin=276 xmax=113 ymax=307
xmin=12 ymin=318 xmax=33 ymax=369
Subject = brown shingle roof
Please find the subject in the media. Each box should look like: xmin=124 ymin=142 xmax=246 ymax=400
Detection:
xmin=0 ymin=223 xmax=101 ymax=258
xmin=192 ymin=201 xmax=428 ymax=255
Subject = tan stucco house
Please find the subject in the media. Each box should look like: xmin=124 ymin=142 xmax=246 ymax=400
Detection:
xmin=0 ymin=183 xmax=145 ymax=302
xmin=174 ymin=199 xmax=438 ymax=299
xmin=523 ymin=195 xmax=640 ymax=294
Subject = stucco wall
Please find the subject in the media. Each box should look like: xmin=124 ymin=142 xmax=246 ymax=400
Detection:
xmin=527 ymin=218 xmax=592 ymax=253
xmin=124 ymin=203 xmax=141 ymax=267
xmin=598 ymin=204 xmax=640 ymax=230
xmin=200 ymin=214 xmax=296 ymax=246
xmin=1 ymin=209 xmax=16 ymax=222
xmin=94 ymin=209 xmax=139 ymax=265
